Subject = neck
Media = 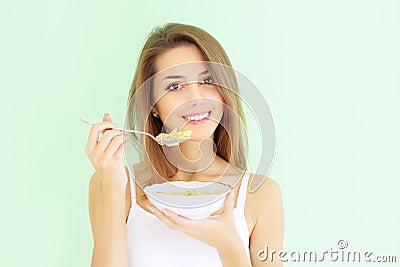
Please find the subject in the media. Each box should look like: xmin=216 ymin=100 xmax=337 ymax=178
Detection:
xmin=165 ymin=136 xmax=218 ymax=181
xmin=180 ymin=136 xmax=215 ymax=160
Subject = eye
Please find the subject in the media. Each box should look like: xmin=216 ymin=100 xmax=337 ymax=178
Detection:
xmin=166 ymin=82 xmax=184 ymax=91
xmin=199 ymin=76 xmax=214 ymax=85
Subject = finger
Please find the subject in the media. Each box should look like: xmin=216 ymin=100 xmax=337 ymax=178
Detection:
xmin=222 ymin=191 xmax=235 ymax=216
xmin=161 ymin=209 xmax=195 ymax=228
xmin=104 ymin=133 xmax=127 ymax=159
xmin=85 ymin=121 xmax=117 ymax=155
xmin=114 ymin=137 xmax=130 ymax=160
xmin=101 ymin=112 xmax=114 ymax=136
xmin=101 ymin=113 xmax=115 ymax=136
xmin=156 ymin=207 xmax=202 ymax=234
xmin=150 ymin=206 xmax=178 ymax=230
xmin=103 ymin=112 xmax=113 ymax=123
xmin=94 ymin=129 xmax=123 ymax=155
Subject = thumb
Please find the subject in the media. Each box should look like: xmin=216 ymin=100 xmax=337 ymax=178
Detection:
xmin=223 ymin=191 xmax=235 ymax=215
xmin=103 ymin=112 xmax=113 ymax=123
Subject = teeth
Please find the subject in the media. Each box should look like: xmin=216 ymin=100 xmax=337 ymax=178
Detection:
xmin=185 ymin=112 xmax=209 ymax=121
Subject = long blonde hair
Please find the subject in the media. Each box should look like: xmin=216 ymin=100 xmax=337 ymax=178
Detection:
xmin=126 ymin=23 xmax=247 ymax=184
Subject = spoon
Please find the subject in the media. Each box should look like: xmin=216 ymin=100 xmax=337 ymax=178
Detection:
xmin=80 ymin=118 xmax=191 ymax=147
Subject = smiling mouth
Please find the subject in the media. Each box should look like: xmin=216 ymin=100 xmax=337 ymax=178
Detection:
xmin=182 ymin=111 xmax=211 ymax=121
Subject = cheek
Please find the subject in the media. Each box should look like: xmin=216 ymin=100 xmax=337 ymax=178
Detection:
xmin=214 ymin=90 xmax=226 ymax=110
xmin=155 ymin=96 xmax=181 ymax=118
xmin=207 ymin=86 xmax=224 ymax=103
xmin=216 ymin=87 xmax=226 ymax=103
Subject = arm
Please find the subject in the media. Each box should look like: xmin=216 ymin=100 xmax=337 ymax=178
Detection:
xmin=217 ymin=235 xmax=252 ymax=267
xmin=249 ymin=178 xmax=284 ymax=267
xmin=85 ymin=113 xmax=130 ymax=267
xmin=89 ymin=173 xmax=129 ymax=267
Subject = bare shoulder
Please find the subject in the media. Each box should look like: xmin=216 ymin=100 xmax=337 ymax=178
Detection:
xmin=246 ymin=173 xmax=283 ymax=217
xmin=248 ymin=174 xmax=282 ymax=198
xmin=246 ymin=174 xmax=284 ymax=265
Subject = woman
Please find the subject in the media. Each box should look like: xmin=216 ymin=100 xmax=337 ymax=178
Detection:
xmin=85 ymin=23 xmax=284 ymax=267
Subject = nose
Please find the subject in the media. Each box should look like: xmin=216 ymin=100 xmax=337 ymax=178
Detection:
xmin=184 ymin=82 xmax=206 ymax=104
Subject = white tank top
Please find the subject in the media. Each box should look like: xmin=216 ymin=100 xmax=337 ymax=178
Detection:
xmin=126 ymin=172 xmax=251 ymax=267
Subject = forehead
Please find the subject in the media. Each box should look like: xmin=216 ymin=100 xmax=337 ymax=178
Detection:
xmin=153 ymin=46 xmax=211 ymax=85
xmin=155 ymin=44 xmax=206 ymax=73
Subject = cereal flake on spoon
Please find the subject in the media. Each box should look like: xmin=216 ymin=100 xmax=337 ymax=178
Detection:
xmin=156 ymin=128 xmax=192 ymax=139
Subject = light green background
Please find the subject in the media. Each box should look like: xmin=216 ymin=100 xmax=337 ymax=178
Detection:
xmin=1 ymin=0 xmax=399 ymax=266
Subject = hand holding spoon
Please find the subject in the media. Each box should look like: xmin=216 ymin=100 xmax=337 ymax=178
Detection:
xmin=80 ymin=118 xmax=191 ymax=147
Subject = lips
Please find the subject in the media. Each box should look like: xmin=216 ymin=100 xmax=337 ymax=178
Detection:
xmin=182 ymin=111 xmax=211 ymax=121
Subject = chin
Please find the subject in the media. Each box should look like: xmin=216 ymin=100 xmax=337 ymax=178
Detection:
xmin=185 ymin=121 xmax=218 ymax=134
xmin=189 ymin=135 xmax=214 ymax=141
xmin=187 ymin=129 xmax=216 ymax=141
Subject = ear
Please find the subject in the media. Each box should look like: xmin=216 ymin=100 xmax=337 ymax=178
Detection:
xmin=151 ymin=108 xmax=159 ymax=117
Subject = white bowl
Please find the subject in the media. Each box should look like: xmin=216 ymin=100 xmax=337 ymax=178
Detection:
xmin=143 ymin=181 xmax=232 ymax=219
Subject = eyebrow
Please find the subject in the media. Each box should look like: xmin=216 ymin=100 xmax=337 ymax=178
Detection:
xmin=163 ymin=70 xmax=209 ymax=80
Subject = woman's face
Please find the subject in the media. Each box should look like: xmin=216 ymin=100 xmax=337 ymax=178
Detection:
xmin=152 ymin=45 xmax=225 ymax=140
